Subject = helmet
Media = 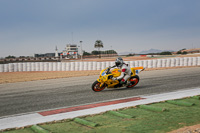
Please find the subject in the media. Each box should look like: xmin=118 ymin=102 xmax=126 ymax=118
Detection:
xmin=115 ymin=57 xmax=123 ymax=67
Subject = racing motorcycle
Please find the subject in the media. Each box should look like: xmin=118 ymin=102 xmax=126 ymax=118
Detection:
xmin=91 ymin=66 xmax=145 ymax=92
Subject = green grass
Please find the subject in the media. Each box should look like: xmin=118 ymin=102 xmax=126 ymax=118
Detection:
xmin=3 ymin=97 xmax=200 ymax=133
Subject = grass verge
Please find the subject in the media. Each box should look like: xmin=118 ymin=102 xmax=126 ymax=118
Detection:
xmin=2 ymin=96 xmax=200 ymax=133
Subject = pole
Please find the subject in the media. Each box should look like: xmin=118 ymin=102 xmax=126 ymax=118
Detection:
xmin=111 ymin=46 xmax=112 ymax=57
xmin=80 ymin=41 xmax=83 ymax=61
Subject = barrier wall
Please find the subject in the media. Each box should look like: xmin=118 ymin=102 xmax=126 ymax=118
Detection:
xmin=0 ymin=57 xmax=200 ymax=72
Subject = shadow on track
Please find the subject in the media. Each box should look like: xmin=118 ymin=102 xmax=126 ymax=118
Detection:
xmin=99 ymin=84 xmax=158 ymax=92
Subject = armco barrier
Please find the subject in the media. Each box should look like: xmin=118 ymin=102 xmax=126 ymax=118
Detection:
xmin=0 ymin=57 xmax=199 ymax=72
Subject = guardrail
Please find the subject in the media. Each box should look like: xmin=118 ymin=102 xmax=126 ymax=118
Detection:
xmin=0 ymin=57 xmax=200 ymax=72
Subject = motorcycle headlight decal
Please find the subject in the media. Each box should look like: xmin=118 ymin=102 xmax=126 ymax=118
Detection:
xmin=101 ymin=71 xmax=106 ymax=76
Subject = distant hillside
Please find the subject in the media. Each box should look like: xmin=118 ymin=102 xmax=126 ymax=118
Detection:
xmin=181 ymin=48 xmax=200 ymax=52
xmin=118 ymin=52 xmax=132 ymax=55
xmin=139 ymin=49 xmax=163 ymax=54
xmin=119 ymin=49 xmax=174 ymax=55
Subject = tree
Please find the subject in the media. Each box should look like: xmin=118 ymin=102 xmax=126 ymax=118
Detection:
xmin=160 ymin=51 xmax=172 ymax=55
xmin=177 ymin=51 xmax=182 ymax=54
xmin=91 ymin=50 xmax=118 ymax=55
xmin=105 ymin=50 xmax=117 ymax=54
xmin=91 ymin=50 xmax=99 ymax=55
xmin=182 ymin=51 xmax=187 ymax=54
xmin=5 ymin=55 xmax=16 ymax=59
xmin=83 ymin=51 xmax=91 ymax=56
xmin=94 ymin=40 xmax=103 ymax=58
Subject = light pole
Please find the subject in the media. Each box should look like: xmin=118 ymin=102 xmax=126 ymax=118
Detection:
xmin=80 ymin=41 xmax=83 ymax=61
xmin=111 ymin=46 xmax=112 ymax=57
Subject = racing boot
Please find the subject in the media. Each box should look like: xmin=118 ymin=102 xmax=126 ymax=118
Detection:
xmin=119 ymin=79 xmax=127 ymax=87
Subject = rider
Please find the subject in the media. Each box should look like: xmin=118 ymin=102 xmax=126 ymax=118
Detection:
xmin=112 ymin=57 xmax=132 ymax=85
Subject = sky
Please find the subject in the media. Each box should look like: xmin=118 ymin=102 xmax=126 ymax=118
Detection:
xmin=0 ymin=0 xmax=200 ymax=57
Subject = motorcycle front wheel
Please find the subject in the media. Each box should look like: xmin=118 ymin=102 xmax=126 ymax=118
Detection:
xmin=92 ymin=81 xmax=106 ymax=92
xmin=126 ymin=75 xmax=140 ymax=88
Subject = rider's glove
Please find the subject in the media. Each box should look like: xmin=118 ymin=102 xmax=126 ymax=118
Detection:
xmin=112 ymin=77 xmax=117 ymax=81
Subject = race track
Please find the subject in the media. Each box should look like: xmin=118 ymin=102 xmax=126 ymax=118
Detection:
xmin=0 ymin=67 xmax=200 ymax=118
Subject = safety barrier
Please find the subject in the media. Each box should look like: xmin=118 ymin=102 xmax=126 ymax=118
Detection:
xmin=0 ymin=57 xmax=200 ymax=72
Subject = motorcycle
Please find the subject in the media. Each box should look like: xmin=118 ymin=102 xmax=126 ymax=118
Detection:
xmin=92 ymin=66 xmax=145 ymax=92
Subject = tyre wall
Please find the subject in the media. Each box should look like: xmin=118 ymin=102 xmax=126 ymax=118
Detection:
xmin=0 ymin=57 xmax=200 ymax=72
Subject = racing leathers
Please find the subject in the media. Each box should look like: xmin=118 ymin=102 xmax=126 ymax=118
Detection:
xmin=113 ymin=63 xmax=132 ymax=84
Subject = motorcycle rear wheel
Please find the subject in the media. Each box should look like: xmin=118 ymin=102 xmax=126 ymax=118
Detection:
xmin=126 ymin=75 xmax=140 ymax=88
xmin=92 ymin=81 xmax=106 ymax=92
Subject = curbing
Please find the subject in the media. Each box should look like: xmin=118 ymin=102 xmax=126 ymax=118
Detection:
xmin=74 ymin=118 xmax=98 ymax=127
xmin=31 ymin=125 xmax=49 ymax=133
xmin=107 ymin=111 xmax=134 ymax=118
xmin=166 ymin=100 xmax=195 ymax=106
xmin=139 ymin=105 xmax=167 ymax=112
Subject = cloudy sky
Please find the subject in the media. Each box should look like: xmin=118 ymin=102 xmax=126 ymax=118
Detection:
xmin=0 ymin=0 xmax=200 ymax=57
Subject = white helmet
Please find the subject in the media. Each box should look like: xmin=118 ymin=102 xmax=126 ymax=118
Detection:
xmin=115 ymin=57 xmax=123 ymax=67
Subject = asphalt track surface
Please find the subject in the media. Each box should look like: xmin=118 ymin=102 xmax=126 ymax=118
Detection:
xmin=0 ymin=67 xmax=200 ymax=118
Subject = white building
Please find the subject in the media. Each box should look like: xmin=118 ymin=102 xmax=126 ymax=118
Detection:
xmin=55 ymin=46 xmax=59 ymax=57
xmin=62 ymin=44 xmax=79 ymax=58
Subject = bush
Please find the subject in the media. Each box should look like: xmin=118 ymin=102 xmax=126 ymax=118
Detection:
xmin=160 ymin=51 xmax=172 ymax=55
